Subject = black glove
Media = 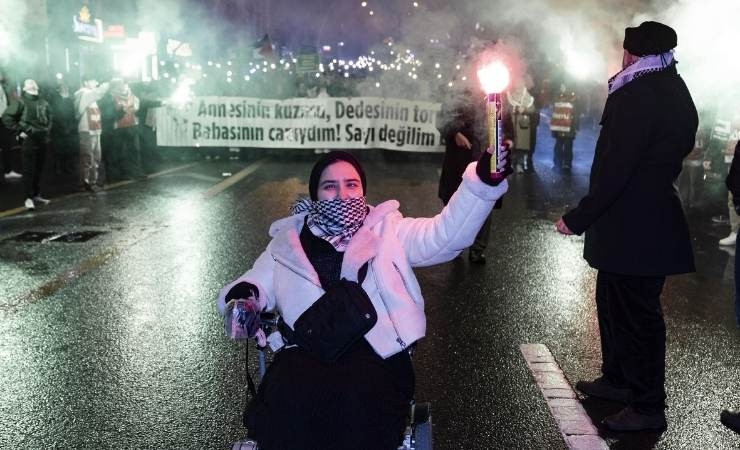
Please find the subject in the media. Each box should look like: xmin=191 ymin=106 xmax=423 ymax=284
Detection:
xmin=476 ymin=147 xmax=512 ymax=186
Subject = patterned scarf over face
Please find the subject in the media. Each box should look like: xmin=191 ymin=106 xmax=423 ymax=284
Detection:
xmin=290 ymin=196 xmax=368 ymax=251
xmin=608 ymin=51 xmax=675 ymax=95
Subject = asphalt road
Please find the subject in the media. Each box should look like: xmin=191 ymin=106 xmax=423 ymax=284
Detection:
xmin=1 ymin=124 xmax=739 ymax=449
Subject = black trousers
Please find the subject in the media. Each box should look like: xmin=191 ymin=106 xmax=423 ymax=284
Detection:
xmin=0 ymin=123 xmax=17 ymax=174
xmin=553 ymin=137 xmax=574 ymax=168
xmin=22 ymin=134 xmax=49 ymax=198
xmin=596 ymin=270 xmax=667 ymax=414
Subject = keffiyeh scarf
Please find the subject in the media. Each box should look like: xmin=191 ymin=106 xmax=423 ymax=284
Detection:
xmin=608 ymin=51 xmax=675 ymax=95
xmin=290 ymin=196 xmax=368 ymax=251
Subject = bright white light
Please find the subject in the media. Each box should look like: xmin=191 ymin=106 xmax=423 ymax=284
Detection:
xmin=315 ymin=73 xmax=321 ymax=78
xmin=361 ymin=1 xmax=367 ymax=6
xmin=339 ymin=41 xmax=345 ymax=47
xmin=208 ymin=61 xmax=213 ymax=66
xmin=169 ymin=77 xmax=195 ymax=106
xmin=413 ymin=1 xmax=419 ymax=7
xmin=226 ymin=70 xmax=233 ymax=76
xmin=560 ymin=32 xmax=599 ymax=81
xmin=448 ymin=82 xmax=453 ymax=87
xmin=477 ymin=60 xmax=510 ymax=94
xmin=227 ymin=77 xmax=232 ymax=83
xmin=227 ymin=60 xmax=232 ymax=66
xmin=270 ymin=63 xmax=276 ymax=69
xmin=55 ymin=73 xmax=63 ymax=80
xmin=369 ymin=10 xmax=374 ymax=15
xmin=375 ymin=82 xmax=380 ymax=87
xmin=244 ymin=75 xmax=250 ymax=81
xmin=344 ymin=72 xmax=349 ymax=78
xmin=434 ymin=63 xmax=440 ymax=69
xmin=216 ymin=63 xmax=221 ymax=68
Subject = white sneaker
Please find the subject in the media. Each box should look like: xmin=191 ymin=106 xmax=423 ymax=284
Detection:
xmin=24 ymin=198 xmax=35 ymax=210
xmin=4 ymin=170 xmax=22 ymax=179
xmin=32 ymin=196 xmax=50 ymax=205
xmin=719 ymin=232 xmax=737 ymax=246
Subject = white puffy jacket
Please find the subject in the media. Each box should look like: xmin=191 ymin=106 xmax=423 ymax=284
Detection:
xmin=218 ymin=162 xmax=508 ymax=358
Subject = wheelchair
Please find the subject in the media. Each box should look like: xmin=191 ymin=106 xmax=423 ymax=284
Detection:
xmin=231 ymin=312 xmax=433 ymax=450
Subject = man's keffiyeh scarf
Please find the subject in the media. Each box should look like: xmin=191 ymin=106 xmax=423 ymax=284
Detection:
xmin=290 ymin=196 xmax=368 ymax=251
xmin=608 ymin=51 xmax=675 ymax=95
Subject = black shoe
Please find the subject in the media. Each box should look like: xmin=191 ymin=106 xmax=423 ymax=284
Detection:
xmin=602 ymin=406 xmax=666 ymax=432
xmin=721 ymin=408 xmax=740 ymax=433
xmin=576 ymin=376 xmax=632 ymax=403
xmin=468 ymin=250 xmax=486 ymax=264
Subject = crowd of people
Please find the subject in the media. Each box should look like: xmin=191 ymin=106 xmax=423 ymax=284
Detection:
xmin=0 ymin=70 xmax=164 ymax=209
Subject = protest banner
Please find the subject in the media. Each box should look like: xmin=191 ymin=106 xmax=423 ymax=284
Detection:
xmin=156 ymin=96 xmax=443 ymax=152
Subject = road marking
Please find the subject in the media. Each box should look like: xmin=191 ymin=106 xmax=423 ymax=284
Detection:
xmin=520 ymin=344 xmax=609 ymax=450
xmin=0 ymin=162 xmax=199 ymax=219
xmin=201 ymin=160 xmax=265 ymax=199
xmin=1 ymin=161 xmax=263 ymax=311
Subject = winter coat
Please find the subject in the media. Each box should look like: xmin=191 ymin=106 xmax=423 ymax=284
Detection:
xmin=1 ymin=92 xmax=52 ymax=137
xmin=563 ymin=64 xmax=698 ymax=276
xmin=219 ymin=162 xmax=508 ymax=359
xmin=726 ymin=141 xmax=740 ymax=213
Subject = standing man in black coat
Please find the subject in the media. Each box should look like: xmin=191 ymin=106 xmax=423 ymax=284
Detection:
xmin=556 ymin=21 xmax=698 ymax=431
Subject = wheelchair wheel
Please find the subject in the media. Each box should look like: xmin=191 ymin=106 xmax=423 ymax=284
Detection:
xmin=411 ymin=403 xmax=432 ymax=450
xmin=232 ymin=439 xmax=258 ymax=450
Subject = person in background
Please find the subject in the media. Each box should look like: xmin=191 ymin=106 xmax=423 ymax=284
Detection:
xmin=556 ymin=21 xmax=698 ymax=431
xmin=551 ymin=82 xmax=579 ymax=173
xmin=719 ymin=115 xmax=740 ymax=246
xmin=49 ymin=76 xmax=78 ymax=177
xmin=110 ymin=79 xmax=143 ymax=180
xmin=74 ymin=74 xmax=110 ymax=192
xmin=135 ymin=82 xmax=163 ymax=174
xmin=505 ymin=81 xmax=538 ymax=173
xmin=438 ymin=87 xmax=513 ymax=264
xmin=2 ymin=79 xmax=53 ymax=210
xmin=0 ymin=69 xmax=22 ymax=180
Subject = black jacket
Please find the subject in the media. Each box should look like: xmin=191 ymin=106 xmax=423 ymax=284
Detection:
xmin=1 ymin=92 xmax=53 ymax=136
xmin=726 ymin=141 xmax=740 ymax=212
xmin=563 ymin=65 xmax=698 ymax=276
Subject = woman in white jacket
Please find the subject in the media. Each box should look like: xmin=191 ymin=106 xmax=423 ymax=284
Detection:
xmin=218 ymin=149 xmax=509 ymax=449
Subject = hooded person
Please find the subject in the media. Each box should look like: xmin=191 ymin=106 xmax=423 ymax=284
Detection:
xmin=74 ymin=74 xmax=110 ymax=191
xmin=557 ymin=21 xmax=698 ymax=431
xmin=218 ymin=149 xmax=511 ymax=449
xmin=1 ymin=79 xmax=53 ymax=209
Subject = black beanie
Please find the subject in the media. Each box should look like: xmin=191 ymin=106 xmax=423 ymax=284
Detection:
xmin=623 ymin=21 xmax=677 ymax=57
xmin=308 ymin=151 xmax=367 ymax=200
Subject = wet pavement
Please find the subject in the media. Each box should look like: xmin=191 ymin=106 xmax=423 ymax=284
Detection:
xmin=1 ymin=121 xmax=739 ymax=449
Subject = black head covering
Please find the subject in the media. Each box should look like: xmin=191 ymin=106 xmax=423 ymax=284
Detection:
xmin=308 ymin=151 xmax=367 ymax=200
xmin=623 ymin=21 xmax=678 ymax=57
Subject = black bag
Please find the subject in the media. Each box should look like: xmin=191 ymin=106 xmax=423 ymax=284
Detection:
xmin=291 ymin=279 xmax=378 ymax=363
